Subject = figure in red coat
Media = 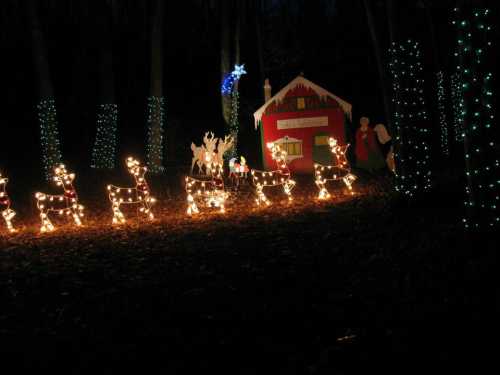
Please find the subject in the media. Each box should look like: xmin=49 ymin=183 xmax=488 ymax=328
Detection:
xmin=355 ymin=117 xmax=385 ymax=172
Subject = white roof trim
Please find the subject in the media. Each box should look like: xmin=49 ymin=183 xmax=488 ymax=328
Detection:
xmin=253 ymin=76 xmax=352 ymax=129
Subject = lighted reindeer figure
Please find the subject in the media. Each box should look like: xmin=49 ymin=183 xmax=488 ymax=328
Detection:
xmin=35 ymin=164 xmax=84 ymax=233
xmin=107 ymin=157 xmax=156 ymax=224
xmin=214 ymin=135 xmax=234 ymax=166
xmin=185 ymin=161 xmax=229 ymax=216
xmin=250 ymin=142 xmax=296 ymax=206
xmin=0 ymin=172 xmax=16 ymax=233
xmin=190 ymin=132 xmax=219 ymax=175
xmin=314 ymin=137 xmax=356 ymax=199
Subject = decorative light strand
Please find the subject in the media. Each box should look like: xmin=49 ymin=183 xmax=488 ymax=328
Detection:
xmin=450 ymin=72 xmax=465 ymax=142
xmin=388 ymin=39 xmax=432 ymax=196
xmin=146 ymin=96 xmax=165 ymax=174
xmin=107 ymin=157 xmax=156 ymax=224
xmin=250 ymin=143 xmax=296 ymax=205
xmin=227 ymin=89 xmax=240 ymax=160
xmin=314 ymin=137 xmax=356 ymax=199
xmin=453 ymin=7 xmax=499 ymax=229
xmin=0 ymin=172 xmax=16 ymax=233
xmin=436 ymin=71 xmax=450 ymax=156
xmin=35 ymin=164 xmax=84 ymax=233
xmin=91 ymin=103 xmax=118 ymax=169
xmin=37 ymin=98 xmax=62 ymax=180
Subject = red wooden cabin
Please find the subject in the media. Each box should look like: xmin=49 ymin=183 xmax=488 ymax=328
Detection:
xmin=254 ymin=76 xmax=352 ymax=173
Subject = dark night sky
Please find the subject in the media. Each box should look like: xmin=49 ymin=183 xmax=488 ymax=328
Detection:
xmin=0 ymin=0 xmax=497 ymax=182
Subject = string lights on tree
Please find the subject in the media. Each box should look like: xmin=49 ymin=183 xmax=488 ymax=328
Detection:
xmin=436 ymin=71 xmax=449 ymax=156
xmin=388 ymin=39 xmax=432 ymax=196
xmin=452 ymin=7 xmax=499 ymax=229
xmin=146 ymin=96 xmax=165 ymax=174
xmin=91 ymin=103 xmax=118 ymax=169
xmin=450 ymin=71 xmax=465 ymax=143
xmin=37 ymin=98 xmax=62 ymax=180
xmin=221 ymin=64 xmax=246 ymax=160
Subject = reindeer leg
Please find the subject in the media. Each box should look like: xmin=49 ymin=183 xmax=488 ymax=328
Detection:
xmin=186 ymin=193 xmax=199 ymax=215
xmin=2 ymin=208 xmax=16 ymax=233
xmin=111 ymin=202 xmax=126 ymax=224
xmin=70 ymin=205 xmax=83 ymax=227
xmin=315 ymin=178 xmax=330 ymax=200
xmin=142 ymin=200 xmax=154 ymax=220
xmin=255 ymin=184 xmax=270 ymax=206
xmin=39 ymin=209 xmax=55 ymax=233
xmin=283 ymin=180 xmax=296 ymax=201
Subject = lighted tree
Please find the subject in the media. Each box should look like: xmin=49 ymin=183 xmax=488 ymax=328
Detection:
xmin=453 ymin=7 xmax=499 ymax=229
xmin=388 ymin=39 xmax=432 ymax=196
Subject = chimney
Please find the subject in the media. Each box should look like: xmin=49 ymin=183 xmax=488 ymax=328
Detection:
xmin=264 ymin=78 xmax=272 ymax=103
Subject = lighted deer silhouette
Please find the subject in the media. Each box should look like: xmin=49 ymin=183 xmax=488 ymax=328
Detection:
xmin=250 ymin=142 xmax=296 ymax=205
xmin=35 ymin=164 xmax=84 ymax=233
xmin=313 ymin=137 xmax=356 ymax=199
xmin=107 ymin=157 xmax=156 ymax=224
xmin=190 ymin=132 xmax=218 ymax=175
xmin=185 ymin=160 xmax=229 ymax=215
xmin=0 ymin=172 xmax=16 ymax=233
xmin=214 ymin=134 xmax=234 ymax=166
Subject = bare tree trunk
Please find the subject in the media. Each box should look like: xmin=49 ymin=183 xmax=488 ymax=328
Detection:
xmin=27 ymin=0 xmax=62 ymax=179
xmin=362 ymin=0 xmax=392 ymax=132
xmin=254 ymin=0 xmax=266 ymax=90
xmin=228 ymin=0 xmax=242 ymax=158
xmin=220 ymin=1 xmax=231 ymax=127
xmin=147 ymin=0 xmax=165 ymax=173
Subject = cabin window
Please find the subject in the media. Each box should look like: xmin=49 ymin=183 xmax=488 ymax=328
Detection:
xmin=297 ymin=97 xmax=305 ymax=110
xmin=281 ymin=141 xmax=302 ymax=156
xmin=314 ymin=135 xmax=329 ymax=146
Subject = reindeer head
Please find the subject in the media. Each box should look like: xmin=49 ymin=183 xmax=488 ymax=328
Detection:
xmin=53 ymin=164 xmax=76 ymax=191
xmin=267 ymin=142 xmax=287 ymax=163
xmin=203 ymin=132 xmax=218 ymax=153
xmin=217 ymin=135 xmax=234 ymax=155
xmin=328 ymin=137 xmax=338 ymax=149
xmin=126 ymin=157 xmax=148 ymax=182
xmin=0 ymin=173 xmax=7 ymax=188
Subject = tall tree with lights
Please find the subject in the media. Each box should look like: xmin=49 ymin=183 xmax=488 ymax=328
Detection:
xmin=423 ymin=0 xmax=449 ymax=157
xmin=453 ymin=6 xmax=499 ymax=229
xmin=388 ymin=39 xmax=432 ymax=196
xmin=146 ymin=0 xmax=166 ymax=173
xmin=91 ymin=1 xmax=118 ymax=169
xmin=220 ymin=1 xmax=231 ymax=129
xmin=27 ymin=0 xmax=63 ymax=180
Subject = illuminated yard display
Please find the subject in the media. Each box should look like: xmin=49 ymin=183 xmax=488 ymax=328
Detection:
xmin=35 ymin=164 xmax=84 ymax=233
xmin=107 ymin=157 xmax=156 ymax=224
xmin=314 ymin=137 xmax=356 ymax=199
xmin=229 ymin=156 xmax=250 ymax=189
xmin=253 ymin=75 xmax=352 ymax=173
xmin=0 ymin=172 xmax=16 ymax=233
xmin=251 ymin=142 xmax=296 ymax=205
xmin=190 ymin=132 xmax=234 ymax=175
xmin=185 ymin=162 xmax=229 ymax=215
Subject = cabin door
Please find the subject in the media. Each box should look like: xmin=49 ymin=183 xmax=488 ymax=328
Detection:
xmin=312 ymin=133 xmax=332 ymax=165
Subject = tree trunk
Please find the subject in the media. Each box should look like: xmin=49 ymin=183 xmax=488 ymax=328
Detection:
xmin=27 ymin=0 xmax=63 ymax=180
xmin=147 ymin=0 xmax=165 ymax=173
xmin=91 ymin=0 xmax=118 ymax=169
xmin=220 ymin=1 xmax=231 ymax=127
xmin=254 ymin=0 xmax=266 ymax=89
xmin=228 ymin=0 xmax=241 ymax=158
xmin=362 ymin=0 xmax=392 ymax=133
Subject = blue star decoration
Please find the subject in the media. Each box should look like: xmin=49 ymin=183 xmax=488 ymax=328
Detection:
xmin=221 ymin=64 xmax=247 ymax=95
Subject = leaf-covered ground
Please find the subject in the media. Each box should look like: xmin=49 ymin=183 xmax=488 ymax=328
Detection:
xmin=0 ymin=172 xmax=495 ymax=374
